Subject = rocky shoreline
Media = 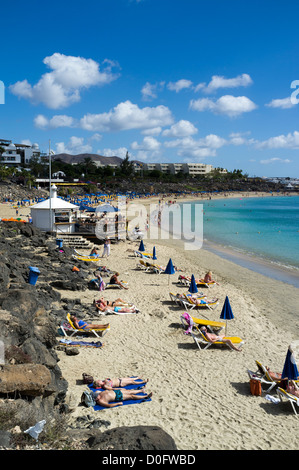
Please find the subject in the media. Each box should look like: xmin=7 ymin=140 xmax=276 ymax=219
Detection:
xmin=0 ymin=221 xmax=176 ymax=450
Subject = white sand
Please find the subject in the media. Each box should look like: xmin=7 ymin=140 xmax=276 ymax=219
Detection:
xmin=1 ymin=195 xmax=298 ymax=450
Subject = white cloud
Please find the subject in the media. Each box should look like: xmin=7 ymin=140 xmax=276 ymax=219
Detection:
xmin=97 ymin=147 xmax=128 ymax=158
xmin=141 ymin=127 xmax=162 ymax=136
xmin=55 ymin=136 xmax=93 ymax=155
xmin=162 ymin=120 xmax=198 ymax=138
xmin=131 ymin=136 xmax=161 ymax=151
xmin=141 ymin=82 xmax=158 ymax=100
xmin=164 ymin=134 xmax=226 ymax=160
xmin=167 ymin=79 xmax=193 ymax=93
xmin=229 ymin=131 xmax=254 ymax=146
xmin=141 ymin=81 xmax=165 ymax=101
xmin=266 ymin=97 xmax=296 ymax=109
xmin=10 ymin=53 xmax=120 ymax=109
xmin=256 ymin=131 xmax=299 ymax=149
xmin=202 ymin=74 xmax=253 ymax=94
xmin=80 ymin=100 xmax=173 ymax=132
xmin=190 ymin=95 xmax=257 ymax=117
xmin=34 ymin=114 xmax=77 ymax=129
xmin=260 ymin=157 xmax=292 ymax=164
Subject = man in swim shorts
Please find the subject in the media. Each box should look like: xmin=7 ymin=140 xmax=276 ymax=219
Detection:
xmin=95 ymin=388 xmax=152 ymax=408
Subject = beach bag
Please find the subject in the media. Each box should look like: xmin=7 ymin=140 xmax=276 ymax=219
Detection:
xmin=82 ymin=373 xmax=94 ymax=384
xmin=81 ymin=390 xmax=96 ymax=407
xmin=250 ymin=378 xmax=262 ymax=396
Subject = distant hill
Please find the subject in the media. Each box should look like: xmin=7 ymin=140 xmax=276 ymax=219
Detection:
xmin=53 ymin=153 xmax=124 ymax=166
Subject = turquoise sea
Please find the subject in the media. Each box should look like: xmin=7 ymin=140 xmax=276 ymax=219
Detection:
xmin=180 ymin=196 xmax=299 ymax=287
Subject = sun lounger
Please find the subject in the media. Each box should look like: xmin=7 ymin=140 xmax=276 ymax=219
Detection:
xmin=180 ymin=312 xmax=225 ymax=334
xmin=277 ymin=387 xmax=299 ymax=416
xmin=182 ymin=294 xmax=219 ymax=311
xmin=249 ymin=361 xmax=282 ymax=393
xmin=72 ymin=254 xmax=100 ymax=263
xmin=247 ymin=361 xmax=299 ymax=394
xmin=191 ymin=327 xmax=244 ymax=350
xmin=169 ymin=292 xmax=185 ymax=307
xmin=134 ymin=251 xmax=153 ymax=259
xmin=138 ymin=259 xmax=164 ymax=274
xmin=60 ymin=313 xmax=110 ymax=338
xmin=178 ymin=275 xmax=217 ymax=288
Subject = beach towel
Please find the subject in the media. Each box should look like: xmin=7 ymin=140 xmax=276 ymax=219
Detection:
xmin=88 ymin=377 xmax=151 ymax=410
xmin=59 ymin=338 xmax=103 ymax=348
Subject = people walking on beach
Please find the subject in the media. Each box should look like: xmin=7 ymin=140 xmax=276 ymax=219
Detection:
xmin=200 ymin=326 xmax=242 ymax=351
xmin=93 ymin=376 xmax=149 ymax=390
xmin=70 ymin=315 xmax=109 ymax=331
xmin=94 ymin=388 xmax=152 ymax=408
xmin=102 ymin=238 xmax=111 ymax=258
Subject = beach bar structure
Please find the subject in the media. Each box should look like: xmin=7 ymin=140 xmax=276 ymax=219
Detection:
xmin=30 ymin=184 xmax=79 ymax=234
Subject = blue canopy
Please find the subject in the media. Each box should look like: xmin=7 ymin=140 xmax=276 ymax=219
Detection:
xmin=79 ymin=205 xmax=96 ymax=212
xmin=220 ymin=296 xmax=234 ymax=320
xmin=281 ymin=348 xmax=299 ymax=380
xmin=164 ymin=258 xmax=175 ymax=275
xmin=220 ymin=296 xmax=234 ymax=335
xmin=188 ymin=274 xmax=198 ymax=294
xmin=95 ymin=204 xmax=118 ymax=213
xmin=138 ymin=240 xmax=145 ymax=252
xmin=152 ymin=246 xmax=157 ymax=260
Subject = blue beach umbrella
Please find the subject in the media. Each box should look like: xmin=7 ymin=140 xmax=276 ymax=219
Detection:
xmin=138 ymin=240 xmax=145 ymax=252
xmin=220 ymin=296 xmax=234 ymax=335
xmin=164 ymin=258 xmax=176 ymax=285
xmin=188 ymin=274 xmax=198 ymax=294
xmin=281 ymin=347 xmax=299 ymax=381
xmin=152 ymin=246 xmax=157 ymax=260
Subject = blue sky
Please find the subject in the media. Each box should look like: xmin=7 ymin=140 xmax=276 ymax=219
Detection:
xmin=1 ymin=0 xmax=299 ymax=177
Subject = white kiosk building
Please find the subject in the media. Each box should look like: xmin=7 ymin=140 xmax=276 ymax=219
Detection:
xmin=30 ymin=185 xmax=79 ymax=234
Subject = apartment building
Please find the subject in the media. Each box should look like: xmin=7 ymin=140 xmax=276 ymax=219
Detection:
xmin=0 ymin=139 xmax=40 ymax=166
xmin=133 ymin=161 xmax=222 ymax=176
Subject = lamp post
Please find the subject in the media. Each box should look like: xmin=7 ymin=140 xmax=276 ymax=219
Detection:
xmin=49 ymin=140 xmax=52 ymax=233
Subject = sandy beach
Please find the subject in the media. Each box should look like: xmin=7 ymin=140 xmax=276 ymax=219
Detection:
xmin=0 ymin=194 xmax=298 ymax=450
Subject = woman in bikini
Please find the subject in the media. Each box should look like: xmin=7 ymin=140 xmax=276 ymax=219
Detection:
xmin=70 ymin=315 xmax=109 ymax=330
xmin=93 ymin=376 xmax=149 ymax=390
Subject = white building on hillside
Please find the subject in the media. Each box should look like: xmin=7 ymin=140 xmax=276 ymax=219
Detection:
xmin=0 ymin=139 xmax=40 ymax=166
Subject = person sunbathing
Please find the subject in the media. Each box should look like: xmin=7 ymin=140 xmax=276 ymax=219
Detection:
xmin=200 ymin=326 xmax=242 ymax=351
xmin=90 ymin=247 xmax=100 ymax=257
xmin=266 ymin=367 xmax=282 ymax=381
xmin=286 ymin=380 xmax=299 ymax=398
xmin=109 ymin=272 xmax=128 ymax=289
xmin=94 ymin=388 xmax=152 ymax=408
xmin=93 ymin=376 xmax=149 ymax=390
xmin=96 ymin=302 xmax=139 ymax=313
xmin=70 ymin=315 xmax=109 ymax=330
xmin=201 ymin=271 xmax=219 ymax=285
xmin=94 ymin=297 xmax=127 ymax=309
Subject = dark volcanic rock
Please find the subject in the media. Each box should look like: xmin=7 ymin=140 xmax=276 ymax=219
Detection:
xmin=86 ymin=426 xmax=178 ymax=451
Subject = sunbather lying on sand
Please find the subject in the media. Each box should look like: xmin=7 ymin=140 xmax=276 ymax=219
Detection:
xmin=94 ymin=297 xmax=127 ymax=308
xmin=94 ymin=388 xmax=152 ymax=408
xmin=70 ymin=315 xmax=109 ymax=330
xmin=93 ymin=376 xmax=149 ymax=390
xmin=200 ymin=326 xmax=242 ymax=351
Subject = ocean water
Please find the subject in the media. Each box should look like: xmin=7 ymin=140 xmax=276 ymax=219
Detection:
xmin=178 ymin=196 xmax=299 ymax=286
